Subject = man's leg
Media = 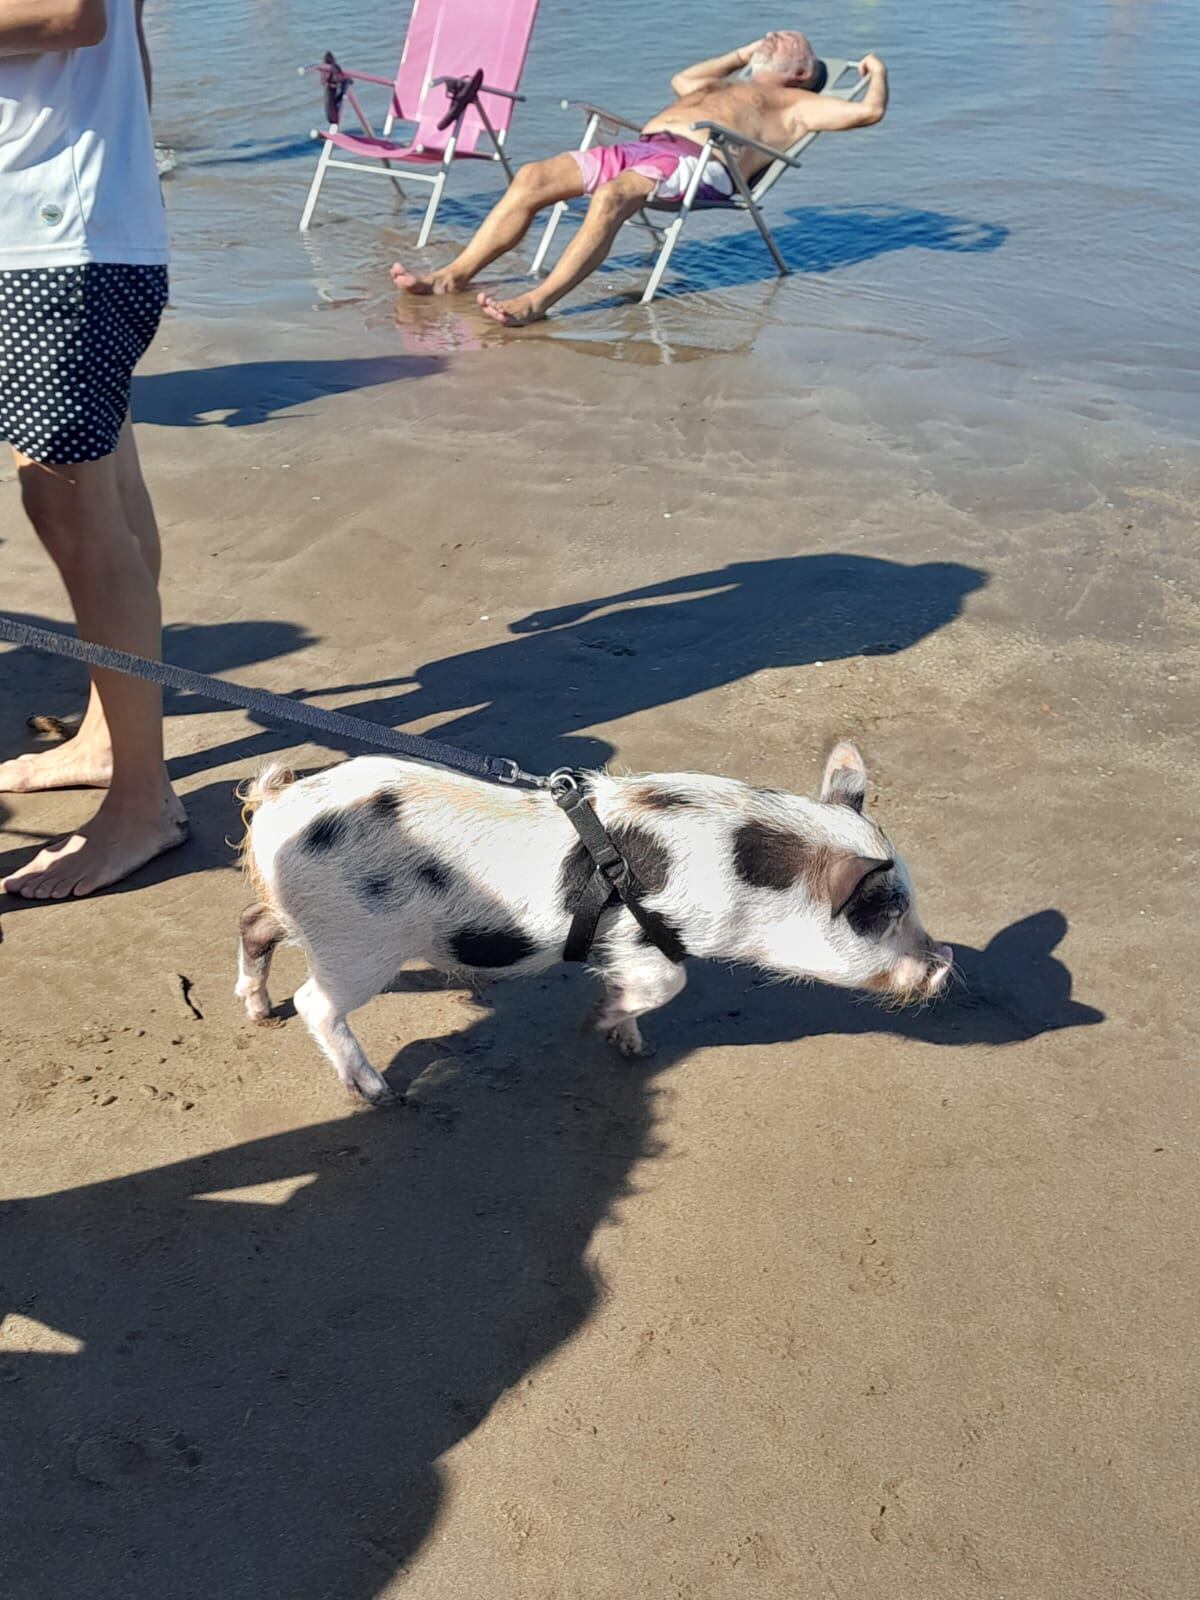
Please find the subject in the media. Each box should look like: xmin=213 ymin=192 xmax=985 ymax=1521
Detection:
xmin=1 ymin=448 xmax=187 ymax=899
xmin=478 ymin=172 xmax=654 ymax=327
xmin=390 ymin=154 xmax=584 ymax=296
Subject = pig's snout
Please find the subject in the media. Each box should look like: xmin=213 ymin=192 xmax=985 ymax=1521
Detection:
xmin=873 ymin=942 xmax=954 ymax=1004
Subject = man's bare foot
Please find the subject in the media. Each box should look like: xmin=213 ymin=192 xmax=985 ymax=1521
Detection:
xmin=0 ymin=735 xmax=114 ymax=793
xmin=390 ymin=261 xmax=466 ymax=296
xmin=477 ymin=291 xmax=548 ymax=327
xmin=2 ymin=790 xmax=188 ymax=899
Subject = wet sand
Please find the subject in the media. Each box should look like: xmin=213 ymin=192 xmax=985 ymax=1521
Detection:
xmin=2 ymin=306 xmax=1198 ymax=1600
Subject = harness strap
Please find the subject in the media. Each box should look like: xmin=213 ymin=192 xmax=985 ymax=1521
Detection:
xmin=554 ymin=778 xmax=688 ymax=966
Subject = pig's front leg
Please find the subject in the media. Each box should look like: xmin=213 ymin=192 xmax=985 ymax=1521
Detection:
xmin=591 ymin=947 xmax=687 ymax=1058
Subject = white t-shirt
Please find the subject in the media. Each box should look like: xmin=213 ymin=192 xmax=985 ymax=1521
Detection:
xmin=0 ymin=0 xmax=168 ymax=269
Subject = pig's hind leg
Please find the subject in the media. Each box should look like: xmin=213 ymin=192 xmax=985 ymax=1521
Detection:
xmin=236 ymin=901 xmax=286 ymax=1023
xmin=592 ymin=946 xmax=687 ymax=1059
xmin=293 ymin=945 xmax=400 ymax=1105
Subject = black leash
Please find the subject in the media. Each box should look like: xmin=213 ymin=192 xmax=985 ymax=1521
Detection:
xmin=0 ymin=614 xmax=542 ymax=787
xmin=0 ymin=613 xmax=686 ymax=966
xmin=552 ymin=772 xmax=687 ymax=966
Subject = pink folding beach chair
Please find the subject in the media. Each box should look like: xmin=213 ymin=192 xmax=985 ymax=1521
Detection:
xmin=298 ymin=0 xmax=540 ymax=246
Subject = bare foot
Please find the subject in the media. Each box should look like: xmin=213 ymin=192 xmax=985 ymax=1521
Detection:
xmin=390 ymin=261 xmax=465 ymax=296
xmin=0 ymin=734 xmax=113 ymax=793
xmin=477 ymin=291 xmax=547 ymax=327
xmin=2 ymin=790 xmax=188 ymax=899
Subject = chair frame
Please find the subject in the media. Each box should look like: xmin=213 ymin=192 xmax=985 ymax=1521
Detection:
xmin=299 ymin=66 xmax=524 ymax=246
xmin=530 ymin=59 xmax=869 ymax=303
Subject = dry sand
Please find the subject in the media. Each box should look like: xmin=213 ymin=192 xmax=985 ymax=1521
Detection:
xmin=1 ymin=308 xmax=1198 ymax=1600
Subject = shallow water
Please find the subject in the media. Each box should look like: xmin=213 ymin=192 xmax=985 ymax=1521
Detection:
xmin=148 ymin=0 xmax=1199 ymax=435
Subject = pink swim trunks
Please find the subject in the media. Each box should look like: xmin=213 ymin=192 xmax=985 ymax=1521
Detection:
xmin=569 ymin=131 xmax=735 ymax=204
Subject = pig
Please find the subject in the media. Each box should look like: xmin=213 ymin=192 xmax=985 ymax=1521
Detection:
xmin=236 ymin=741 xmax=952 ymax=1104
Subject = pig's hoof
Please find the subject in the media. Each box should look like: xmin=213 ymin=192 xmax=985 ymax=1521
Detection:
xmin=607 ymin=1026 xmax=654 ymax=1060
xmin=353 ymin=1073 xmax=398 ymax=1107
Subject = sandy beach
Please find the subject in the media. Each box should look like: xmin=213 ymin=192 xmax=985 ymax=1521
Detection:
xmin=3 ymin=300 xmax=1198 ymax=1597
xmin=3 ymin=0 xmax=1200 ymax=1593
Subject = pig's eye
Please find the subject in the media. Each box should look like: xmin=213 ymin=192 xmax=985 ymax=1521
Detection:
xmin=845 ymin=875 xmax=908 ymax=939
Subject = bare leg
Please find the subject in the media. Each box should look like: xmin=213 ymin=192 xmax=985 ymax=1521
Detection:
xmin=236 ymin=901 xmax=286 ymax=1022
xmin=591 ymin=950 xmax=688 ymax=1059
xmin=1 ymin=446 xmax=187 ymax=899
xmin=3 ymin=419 xmax=160 ymax=788
xmin=478 ymin=172 xmax=654 ymax=327
xmin=391 ymin=154 xmax=584 ymax=295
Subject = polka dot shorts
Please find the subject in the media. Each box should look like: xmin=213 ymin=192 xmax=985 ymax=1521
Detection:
xmin=0 ymin=263 xmax=168 ymax=465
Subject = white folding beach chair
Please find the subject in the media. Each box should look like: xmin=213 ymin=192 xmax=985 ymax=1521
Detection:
xmin=531 ymin=57 xmax=870 ymax=303
xmin=299 ymin=0 xmax=540 ymax=246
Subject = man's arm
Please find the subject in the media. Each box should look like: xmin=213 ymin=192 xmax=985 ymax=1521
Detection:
xmin=799 ymin=53 xmax=889 ymax=131
xmin=670 ymin=39 xmax=762 ymax=98
xmin=0 ymin=0 xmax=106 ymax=54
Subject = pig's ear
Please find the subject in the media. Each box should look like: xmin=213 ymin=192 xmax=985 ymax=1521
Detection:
xmin=827 ymin=853 xmax=893 ymax=918
xmin=820 ymin=741 xmax=867 ymax=812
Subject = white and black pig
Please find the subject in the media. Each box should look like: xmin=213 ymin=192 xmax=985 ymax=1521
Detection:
xmin=236 ymin=741 xmax=952 ymax=1103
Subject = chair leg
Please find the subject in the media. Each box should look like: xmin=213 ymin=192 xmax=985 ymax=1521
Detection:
xmin=635 ymin=209 xmax=666 ymax=247
xmin=746 ymin=205 xmax=788 ymax=276
xmin=724 ymin=163 xmax=789 ymax=277
xmin=530 ymin=201 xmax=567 ymax=276
xmin=299 ymin=134 xmax=335 ymax=232
xmin=639 ymin=137 xmax=714 ymax=303
xmin=417 ymin=170 xmax=447 ymax=248
xmin=640 ymin=215 xmax=685 ymax=305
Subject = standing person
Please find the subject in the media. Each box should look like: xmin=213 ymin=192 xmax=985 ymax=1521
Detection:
xmin=0 ymin=0 xmax=187 ymax=898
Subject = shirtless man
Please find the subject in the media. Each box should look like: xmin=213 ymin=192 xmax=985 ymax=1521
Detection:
xmin=391 ymin=31 xmax=888 ymax=325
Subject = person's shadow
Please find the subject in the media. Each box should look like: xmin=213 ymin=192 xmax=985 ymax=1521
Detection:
xmin=131 ymin=354 xmax=442 ymax=430
xmin=182 ymin=553 xmax=989 ymax=781
xmin=0 ymin=904 xmax=1099 ymax=1600
xmin=0 ymin=612 xmax=317 ymax=735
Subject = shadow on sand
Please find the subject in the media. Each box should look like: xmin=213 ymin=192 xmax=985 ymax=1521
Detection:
xmin=167 ymin=552 xmax=992 ymax=784
xmin=0 ymin=552 xmax=988 ymax=903
xmin=0 ymin=900 xmax=1099 ymax=1599
xmin=131 ymin=354 xmax=442 ymax=429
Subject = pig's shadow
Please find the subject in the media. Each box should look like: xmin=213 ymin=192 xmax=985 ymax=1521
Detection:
xmin=0 ymin=904 xmax=1099 ymax=1600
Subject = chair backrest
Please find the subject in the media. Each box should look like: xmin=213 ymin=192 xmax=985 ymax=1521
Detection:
xmin=749 ymin=57 xmax=870 ymax=203
xmin=394 ymin=0 xmax=540 ymax=154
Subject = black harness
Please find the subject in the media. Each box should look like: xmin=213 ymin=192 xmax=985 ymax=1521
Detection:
xmin=552 ymin=772 xmax=688 ymax=966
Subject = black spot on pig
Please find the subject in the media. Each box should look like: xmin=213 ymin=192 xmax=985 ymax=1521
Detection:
xmin=417 ymin=859 xmax=452 ymax=894
xmin=557 ymin=824 xmax=670 ymax=915
xmin=356 ymin=874 xmax=393 ymax=906
xmin=449 ymin=926 xmax=537 ymax=969
xmin=632 ymin=786 xmax=693 ymax=812
xmin=240 ymin=902 xmax=284 ymax=962
xmin=732 ymin=822 xmax=814 ymax=890
xmin=367 ymin=789 xmax=403 ymax=824
xmin=302 ymin=810 xmax=349 ymax=854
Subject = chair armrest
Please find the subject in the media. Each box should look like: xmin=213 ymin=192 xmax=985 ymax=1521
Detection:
xmin=431 ymin=75 xmax=525 ymax=103
xmin=561 ymin=99 xmax=644 ymax=134
xmin=300 ymin=63 xmax=395 ymax=88
xmin=689 ymin=120 xmax=801 ymax=168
